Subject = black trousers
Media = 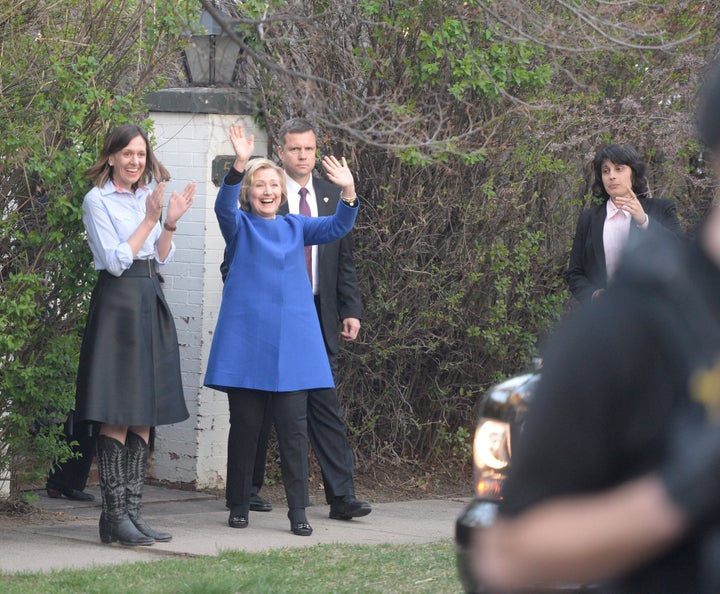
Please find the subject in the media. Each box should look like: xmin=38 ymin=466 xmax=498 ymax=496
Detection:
xmin=227 ymin=389 xmax=308 ymax=512
xmin=251 ymin=357 xmax=356 ymax=503
xmin=46 ymin=422 xmax=96 ymax=492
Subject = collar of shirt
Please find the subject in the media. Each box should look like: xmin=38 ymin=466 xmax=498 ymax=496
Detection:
xmin=605 ymin=199 xmax=631 ymax=222
xmin=285 ymin=174 xmax=317 ymax=216
xmin=98 ymin=180 xmax=146 ymax=216
xmin=109 ymin=180 xmax=147 ymax=196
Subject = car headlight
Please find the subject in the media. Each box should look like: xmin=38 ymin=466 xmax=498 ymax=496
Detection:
xmin=473 ymin=418 xmax=511 ymax=500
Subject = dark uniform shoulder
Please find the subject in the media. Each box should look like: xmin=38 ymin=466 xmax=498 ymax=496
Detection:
xmin=612 ymin=226 xmax=688 ymax=299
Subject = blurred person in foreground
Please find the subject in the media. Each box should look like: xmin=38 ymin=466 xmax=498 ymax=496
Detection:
xmin=471 ymin=63 xmax=720 ymax=593
xmin=565 ymin=143 xmax=683 ymax=304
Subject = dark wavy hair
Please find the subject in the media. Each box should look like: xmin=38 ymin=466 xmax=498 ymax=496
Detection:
xmin=591 ymin=144 xmax=649 ymax=201
xmin=85 ymin=124 xmax=170 ymax=190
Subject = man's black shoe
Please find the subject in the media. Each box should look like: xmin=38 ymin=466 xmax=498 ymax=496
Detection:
xmin=329 ymin=496 xmax=372 ymax=520
xmin=225 ymin=494 xmax=272 ymax=512
xmin=46 ymin=486 xmax=95 ymax=502
xmin=250 ymin=493 xmax=272 ymax=512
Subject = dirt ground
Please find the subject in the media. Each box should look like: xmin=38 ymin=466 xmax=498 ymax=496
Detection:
xmin=243 ymin=457 xmax=472 ymax=506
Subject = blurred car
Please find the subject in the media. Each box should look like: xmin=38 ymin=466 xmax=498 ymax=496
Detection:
xmin=455 ymin=368 xmax=539 ymax=594
xmin=455 ymin=363 xmax=597 ymax=593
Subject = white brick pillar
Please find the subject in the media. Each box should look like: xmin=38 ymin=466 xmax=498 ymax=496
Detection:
xmin=0 ymin=417 xmax=9 ymax=497
xmin=146 ymin=88 xmax=268 ymax=489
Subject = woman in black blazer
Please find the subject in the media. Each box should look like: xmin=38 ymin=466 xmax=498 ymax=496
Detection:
xmin=565 ymin=144 xmax=683 ymax=304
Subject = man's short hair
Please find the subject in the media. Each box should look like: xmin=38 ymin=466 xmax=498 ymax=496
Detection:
xmin=277 ymin=118 xmax=319 ymax=146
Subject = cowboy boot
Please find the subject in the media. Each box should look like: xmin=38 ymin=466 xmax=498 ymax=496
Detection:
xmin=96 ymin=434 xmax=154 ymax=546
xmin=125 ymin=431 xmax=172 ymax=542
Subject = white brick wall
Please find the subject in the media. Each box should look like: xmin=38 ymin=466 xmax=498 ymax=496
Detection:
xmin=0 ymin=416 xmax=8 ymax=497
xmin=148 ymin=111 xmax=268 ymax=489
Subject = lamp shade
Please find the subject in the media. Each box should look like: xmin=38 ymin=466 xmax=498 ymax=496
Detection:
xmin=184 ymin=8 xmax=241 ymax=86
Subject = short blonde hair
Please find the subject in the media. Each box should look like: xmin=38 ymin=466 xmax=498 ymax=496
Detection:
xmin=239 ymin=158 xmax=288 ymax=212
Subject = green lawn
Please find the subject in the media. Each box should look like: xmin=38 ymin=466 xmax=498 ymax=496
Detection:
xmin=0 ymin=540 xmax=463 ymax=593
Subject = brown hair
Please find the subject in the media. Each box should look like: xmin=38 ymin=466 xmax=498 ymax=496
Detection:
xmin=85 ymin=124 xmax=170 ymax=190
xmin=277 ymin=118 xmax=319 ymax=147
xmin=239 ymin=158 xmax=288 ymax=212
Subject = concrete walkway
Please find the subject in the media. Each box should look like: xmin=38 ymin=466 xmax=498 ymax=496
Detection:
xmin=0 ymin=485 xmax=470 ymax=574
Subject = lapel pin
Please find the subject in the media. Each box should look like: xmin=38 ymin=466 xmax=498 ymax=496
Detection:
xmin=323 ymin=196 xmax=329 ymax=203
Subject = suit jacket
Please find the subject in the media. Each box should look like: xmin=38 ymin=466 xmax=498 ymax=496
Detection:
xmin=279 ymin=175 xmax=363 ymax=358
xmin=565 ymin=197 xmax=683 ymax=304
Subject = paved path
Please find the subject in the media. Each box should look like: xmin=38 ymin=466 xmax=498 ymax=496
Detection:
xmin=0 ymin=485 xmax=470 ymax=574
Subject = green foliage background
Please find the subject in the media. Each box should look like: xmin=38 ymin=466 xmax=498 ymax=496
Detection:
xmin=232 ymin=0 xmax=719 ymax=465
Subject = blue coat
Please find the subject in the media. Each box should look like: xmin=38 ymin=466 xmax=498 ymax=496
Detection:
xmin=204 ymin=179 xmax=359 ymax=393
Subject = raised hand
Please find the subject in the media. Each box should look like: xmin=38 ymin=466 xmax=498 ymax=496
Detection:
xmin=229 ymin=123 xmax=255 ymax=171
xmin=165 ymin=182 xmax=197 ymax=226
xmin=321 ymin=155 xmax=355 ymax=195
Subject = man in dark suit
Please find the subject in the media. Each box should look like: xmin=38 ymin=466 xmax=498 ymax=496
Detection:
xmin=224 ymin=118 xmax=371 ymax=520
xmin=45 ymin=422 xmax=96 ymax=501
xmin=565 ymin=144 xmax=683 ymax=304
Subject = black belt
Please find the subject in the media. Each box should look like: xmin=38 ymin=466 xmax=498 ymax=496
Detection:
xmin=122 ymin=260 xmax=157 ymax=278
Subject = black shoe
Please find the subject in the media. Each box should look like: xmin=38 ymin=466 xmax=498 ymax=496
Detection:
xmin=46 ymin=486 xmax=95 ymax=502
xmin=228 ymin=512 xmax=249 ymax=529
xmin=249 ymin=493 xmax=272 ymax=512
xmin=291 ymin=521 xmax=313 ymax=536
xmin=329 ymin=496 xmax=372 ymax=520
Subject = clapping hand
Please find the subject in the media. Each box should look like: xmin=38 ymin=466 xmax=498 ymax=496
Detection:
xmin=145 ymin=182 xmax=166 ymax=224
xmin=229 ymin=123 xmax=255 ymax=172
xmin=165 ymin=182 xmax=197 ymax=227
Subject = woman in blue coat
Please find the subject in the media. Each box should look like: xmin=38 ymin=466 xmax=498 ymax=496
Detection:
xmin=204 ymin=124 xmax=359 ymax=536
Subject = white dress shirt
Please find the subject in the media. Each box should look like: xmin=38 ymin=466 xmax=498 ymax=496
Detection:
xmin=603 ymin=201 xmax=630 ymax=281
xmin=285 ymin=174 xmax=319 ymax=293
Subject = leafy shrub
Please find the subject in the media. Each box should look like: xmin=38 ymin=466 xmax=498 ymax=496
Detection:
xmin=0 ymin=0 xmax=193 ymax=498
